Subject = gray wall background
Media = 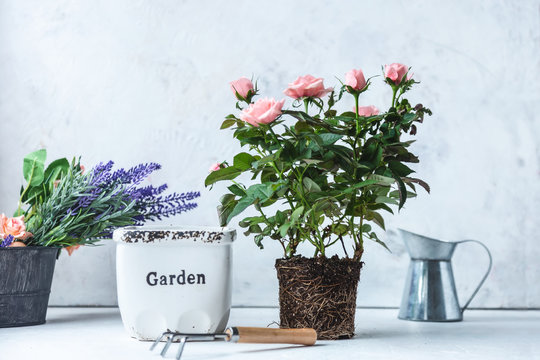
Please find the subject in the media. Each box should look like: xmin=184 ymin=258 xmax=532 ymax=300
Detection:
xmin=0 ymin=0 xmax=538 ymax=308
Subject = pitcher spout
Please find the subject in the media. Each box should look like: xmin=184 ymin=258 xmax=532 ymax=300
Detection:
xmin=398 ymin=229 xmax=457 ymax=261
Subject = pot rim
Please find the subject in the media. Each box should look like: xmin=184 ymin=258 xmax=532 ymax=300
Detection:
xmin=0 ymin=246 xmax=61 ymax=251
xmin=113 ymin=225 xmax=236 ymax=244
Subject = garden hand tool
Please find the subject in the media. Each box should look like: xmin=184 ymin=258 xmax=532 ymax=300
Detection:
xmin=150 ymin=326 xmax=317 ymax=360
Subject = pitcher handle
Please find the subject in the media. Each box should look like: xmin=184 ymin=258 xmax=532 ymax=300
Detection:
xmin=456 ymin=239 xmax=493 ymax=313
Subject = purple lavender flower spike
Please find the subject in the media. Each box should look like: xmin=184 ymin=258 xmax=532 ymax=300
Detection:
xmin=84 ymin=161 xmax=200 ymax=228
xmin=1 ymin=235 xmax=15 ymax=248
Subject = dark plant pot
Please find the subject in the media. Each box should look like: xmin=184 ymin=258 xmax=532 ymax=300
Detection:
xmin=275 ymin=255 xmax=362 ymax=340
xmin=0 ymin=246 xmax=59 ymax=327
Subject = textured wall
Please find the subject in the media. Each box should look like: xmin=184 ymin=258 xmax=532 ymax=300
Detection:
xmin=1 ymin=0 xmax=538 ymax=308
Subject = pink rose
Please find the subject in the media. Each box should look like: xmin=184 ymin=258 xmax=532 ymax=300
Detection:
xmin=354 ymin=105 xmax=379 ymax=117
xmin=0 ymin=214 xmax=32 ymax=240
xmin=283 ymin=75 xmax=333 ymax=99
xmin=230 ymin=77 xmax=254 ymax=99
xmin=345 ymin=69 xmax=367 ymax=91
xmin=384 ymin=63 xmax=409 ymax=85
xmin=240 ymin=97 xmax=285 ymax=127
xmin=209 ymin=162 xmax=221 ymax=172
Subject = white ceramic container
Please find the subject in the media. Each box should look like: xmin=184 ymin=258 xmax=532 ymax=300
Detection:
xmin=113 ymin=225 xmax=236 ymax=340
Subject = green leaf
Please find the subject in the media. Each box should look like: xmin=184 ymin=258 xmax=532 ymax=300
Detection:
xmin=279 ymin=222 xmax=291 ymax=238
xmin=275 ymin=210 xmax=286 ymax=224
xmin=369 ymin=203 xmax=395 ymax=215
xmin=44 ymin=158 xmax=70 ymax=186
xmin=403 ymin=177 xmax=430 ymax=193
xmin=294 ymin=121 xmax=312 ymax=133
xmin=393 ymin=175 xmax=407 ymax=210
xmin=217 ymin=198 xmax=237 ymax=226
xmin=331 ymin=224 xmax=348 ymax=236
xmin=22 ymin=186 xmax=44 ymax=204
xmin=375 ymin=196 xmax=398 ymax=205
xmin=367 ymin=210 xmax=386 ymax=230
xmin=246 ymin=183 xmax=275 ymax=202
xmin=228 ymin=184 xmax=246 ymax=197
xmin=205 ymin=167 xmax=242 ymax=186
xmin=254 ymin=234 xmax=264 ymax=249
xmin=291 ymin=206 xmax=304 ymax=223
xmin=220 ymin=193 xmax=236 ymax=205
xmin=368 ymin=174 xmax=395 ymax=186
xmin=361 ymin=224 xmax=372 ymax=233
xmin=319 ymin=133 xmax=342 ymax=145
xmin=369 ymin=232 xmax=391 ymax=252
xmin=252 ymin=152 xmax=279 ymax=168
xmin=23 ymin=149 xmax=47 ymax=186
xmin=388 ymin=160 xmax=414 ymax=177
xmin=233 ymin=152 xmax=256 ymax=171
xmin=302 ymin=177 xmax=321 ymax=193
xmin=343 ymin=179 xmax=378 ymax=194
xmin=226 ymin=196 xmax=255 ymax=224
xmin=221 ymin=119 xmax=237 ymax=129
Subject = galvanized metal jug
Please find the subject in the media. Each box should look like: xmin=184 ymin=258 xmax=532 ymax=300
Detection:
xmin=398 ymin=229 xmax=492 ymax=322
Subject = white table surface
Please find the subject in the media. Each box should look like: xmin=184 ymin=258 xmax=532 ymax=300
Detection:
xmin=1 ymin=307 xmax=538 ymax=360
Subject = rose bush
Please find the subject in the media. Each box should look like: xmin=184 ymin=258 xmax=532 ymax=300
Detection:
xmin=207 ymin=65 xmax=431 ymax=260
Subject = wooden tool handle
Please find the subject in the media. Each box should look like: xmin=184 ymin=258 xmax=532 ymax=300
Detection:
xmin=225 ymin=327 xmax=317 ymax=345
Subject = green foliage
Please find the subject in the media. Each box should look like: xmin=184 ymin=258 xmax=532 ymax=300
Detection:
xmin=16 ymin=149 xmax=81 ymax=218
xmin=206 ymin=71 xmax=431 ymax=261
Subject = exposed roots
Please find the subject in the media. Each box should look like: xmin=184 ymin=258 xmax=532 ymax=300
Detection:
xmin=275 ymin=255 xmax=362 ymax=340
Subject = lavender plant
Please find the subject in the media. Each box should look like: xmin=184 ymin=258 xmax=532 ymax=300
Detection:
xmin=3 ymin=150 xmax=200 ymax=248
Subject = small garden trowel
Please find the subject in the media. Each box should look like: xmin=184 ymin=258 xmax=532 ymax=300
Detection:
xmin=150 ymin=326 xmax=317 ymax=360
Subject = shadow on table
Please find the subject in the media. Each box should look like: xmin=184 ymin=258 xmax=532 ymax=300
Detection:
xmin=193 ymin=344 xmax=326 ymax=359
xmin=46 ymin=309 xmax=120 ymax=325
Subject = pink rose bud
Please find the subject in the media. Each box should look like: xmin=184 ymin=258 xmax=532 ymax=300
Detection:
xmin=209 ymin=162 xmax=221 ymax=172
xmin=354 ymin=105 xmax=379 ymax=117
xmin=230 ymin=77 xmax=254 ymax=99
xmin=0 ymin=213 xmax=32 ymax=240
xmin=384 ymin=63 xmax=409 ymax=85
xmin=345 ymin=68 xmax=367 ymax=91
xmin=240 ymin=97 xmax=285 ymax=127
xmin=283 ymin=75 xmax=333 ymax=99
xmin=80 ymin=164 xmax=85 ymax=174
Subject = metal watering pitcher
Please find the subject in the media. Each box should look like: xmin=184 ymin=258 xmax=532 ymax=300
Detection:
xmin=398 ymin=229 xmax=492 ymax=322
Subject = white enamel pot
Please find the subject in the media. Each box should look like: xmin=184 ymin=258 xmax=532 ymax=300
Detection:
xmin=113 ymin=226 xmax=236 ymax=340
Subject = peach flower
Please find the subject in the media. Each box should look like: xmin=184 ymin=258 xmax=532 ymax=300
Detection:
xmin=230 ymin=77 xmax=254 ymax=99
xmin=345 ymin=69 xmax=367 ymax=91
xmin=283 ymin=75 xmax=333 ymax=99
xmin=354 ymin=105 xmax=379 ymax=117
xmin=240 ymin=97 xmax=285 ymax=127
xmin=0 ymin=214 xmax=32 ymax=240
xmin=8 ymin=241 xmax=26 ymax=247
xmin=384 ymin=63 xmax=409 ymax=85
xmin=65 ymin=245 xmax=81 ymax=256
